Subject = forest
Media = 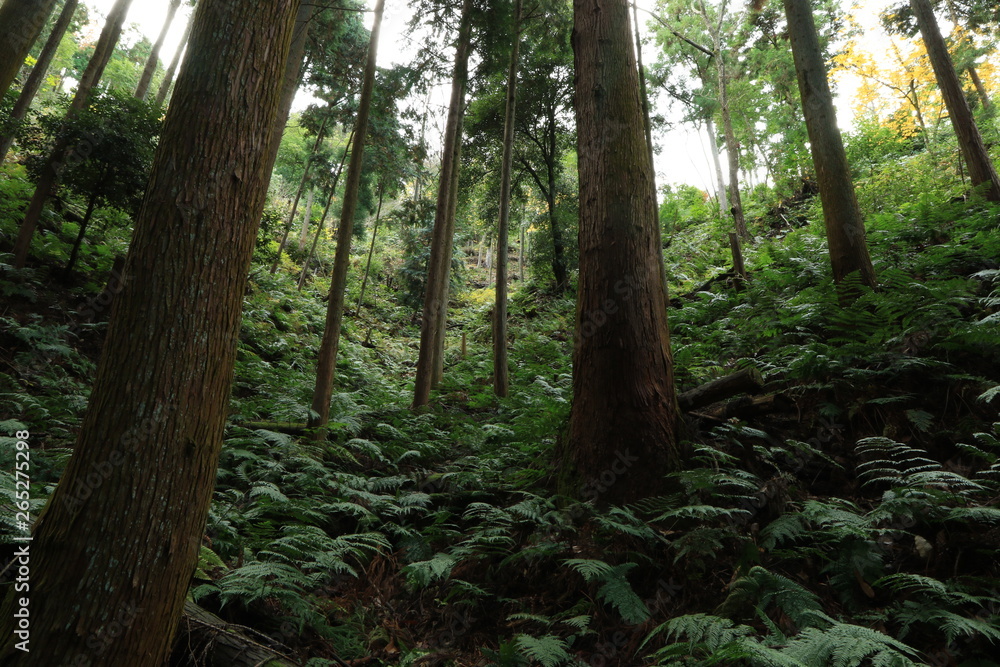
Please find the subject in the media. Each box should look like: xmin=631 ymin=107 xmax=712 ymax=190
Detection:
xmin=0 ymin=0 xmax=999 ymax=664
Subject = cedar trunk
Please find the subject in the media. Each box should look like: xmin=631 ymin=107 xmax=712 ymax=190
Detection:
xmin=783 ymin=0 xmax=877 ymax=289
xmin=12 ymin=0 xmax=134 ymax=269
xmin=135 ymin=0 xmax=182 ymax=100
xmin=567 ymin=0 xmax=680 ymax=505
xmin=413 ymin=0 xmax=474 ymax=408
xmin=309 ymin=0 xmax=386 ymax=439
xmin=0 ymin=0 xmax=79 ymax=162
xmin=0 ymin=0 xmax=299 ymax=663
xmin=0 ymin=0 xmax=58 ymax=100
xmin=910 ymin=0 xmax=1000 ymax=202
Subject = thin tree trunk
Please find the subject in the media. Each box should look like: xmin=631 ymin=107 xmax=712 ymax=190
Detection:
xmin=309 ymin=0 xmax=385 ymax=440
xmin=566 ymin=0 xmax=680 ymax=505
xmin=154 ymin=6 xmax=195 ymax=107
xmin=135 ymin=0 xmax=182 ymax=100
xmin=64 ymin=184 xmax=101 ymax=276
xmin=0 ymin=0 xmax=59 ymax=100
xmin=967 ymin=66 xmax=991 ymax=110
xmin=910 ymin=0 xmax=1000 ymax=201
xmin=298 ymin=186 xmax=315 ymax=250
xmin=413 ymin=0 xmax=474 ymax=409
xmin=518 ymin=223 xmax=525 ymax=281
xmin=297 ymin=131 xmax=352 ymax=291
xmin=0 ymin=0 xmax=79 ymax=162
xmin=271 ymin=113 xmax=329 ymax=273
xmin=706 ymin=115 xmax=729 ymax=216
xmin=0 ymin=0 xmax=299 ymax=662
xmin=632 ymin=0 xmax=654 ymax=167
xmin=12 ymin=0 xmax=134 ymax=269
xmin=357 ymin=181 xmax=385 ymax=312
xmin=783 ymin=0 xmax=877 ymax=289
xmin=546 ymin=106 xmax=569 ymax=291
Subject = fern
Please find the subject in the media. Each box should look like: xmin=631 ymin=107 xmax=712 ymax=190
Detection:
xmin=563 ymin=558 xmax=649 ymax=625
xmin=513 ymin=634 xmax=573 ymax=667
xmin=782 ymin=620 xmax=921 ymax=667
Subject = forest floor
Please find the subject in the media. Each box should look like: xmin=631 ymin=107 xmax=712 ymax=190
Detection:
xmin=2 ymin=185 xmax=1000 ymax=666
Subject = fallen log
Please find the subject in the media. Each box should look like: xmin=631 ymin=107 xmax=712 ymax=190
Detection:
xmin=698 ymin=393 xmax=791 ymax=421
xmin=678 ymin=367 xmax=765 ymax=412
xmin=239 ymin=421 xmax=309 ymax=436
xmin=172 ymin=600 xmax=299 ymax=666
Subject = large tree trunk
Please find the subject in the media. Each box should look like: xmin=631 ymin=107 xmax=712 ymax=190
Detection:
xmin=783 ymin=0 xmax=877 ymax=289
xmin=910 ymin=0 xmax=1000 ymax=202
xmin=12 ymin=0 xmax=134 ymax=269
xmin=135 ymin=0 xmax=182 ymax=100
xmin=154 ymin=4 xmax=196 ymax=107
xmin=309 ymin=0 xmax=385 ymax=440
xmin=566 ymin=0 xmax=681 ymax=505
xmin=412 ymin=0 xmax=474 ymax=409
xmin=0 ymin=0 xmax=59 ymax=100
xmin=493 ymin=0 xmax=522 ymax=399
xmin=0 ymin=0 xmax=79 ymax=163
xmin=0 ymin=0 xmax=299 ymax=663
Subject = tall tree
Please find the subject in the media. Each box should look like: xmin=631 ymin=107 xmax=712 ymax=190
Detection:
xmin=566 ymin=0 xmax=680 ymax=504
xmin=154 ymin=5 xmax=195 ymax=107
xmin=0 ymin=0 xmax=299 ymax=662
xmin=134 ymin=0 xmax=182 ymax=100
xmin=0 ymin=0 xmax=80 ymax=162
xmin=782 ymin=0 xmax=877 ymax=288
xmin=910 ymin=0 xmax=1000 ymax=201
xmin=494 ymin=0 xmax=523 ymax=398
xmin=309 ymin=0 xmax=386 ymax=440
xmin=12 ymin=0 xmax=135 ymax=268
xmin=413 ymin=0 xmax=475 ymax=409
xmin=0 ymin=0 xmax=59 ymax=101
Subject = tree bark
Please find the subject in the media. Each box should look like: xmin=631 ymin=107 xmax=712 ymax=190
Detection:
xmin=309 ymin=0 xmax=385 ymax=440
xmin=677 ymin=367 xmax=764 ymax=411
xmin=566 ymin=0 xmax=681 ymax=505
xmin=135 ymin=0 xmax=182 ymax=101
xmin=413 ymin=0 xmax=474 ymax=409
xmin=493 ymin=0 xmax=521 ymax=399
xmin=783 ymin=0 xmax=878 ymax=289
xmin=0 ymin=0 xmax=299 ymax=662
xmin=0 ymin=0 xmax=78 ymax=163
xmin=154 ymin=5 xmax=196 ymax=107
xmin=910 ymin=0 xmax=1000 ymax=202
xmin=0 ymin=0 xmax=59 ymax=101
xmin=12 ymin=0 xmax=134 ymax=269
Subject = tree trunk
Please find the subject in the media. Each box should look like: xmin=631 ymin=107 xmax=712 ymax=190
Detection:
xmin=413 ymin=0 xmax=474 ymax=409
xmin=12 ymin=0 xmax=134 ymax=269
xmin=357 ymin=181 xmax=385 ymax=312
xmin=706 ymin=115 xmax=729 ymax=217
xmin=154 ymin=5 xmax=196 ymax=107
xmin=297 ymin=131 xmax=353 ymax=291
xmin=135 ymin=0 xmax=182 ymax=100
xmin=910 ymin=0 xmax=1000 ymax=202
xmin=0 ymin=0 xmax=299 ymax=662
xmin=677 ymin=366 xmax=763 ymax=411
xmin=547 ymin=106 xmax=569 ymax=291
xmin=0 ymin=0 xmax=78 ymax=163
xmin=309 ymin=0 xmax=385 ymax=440
xmin=298 ymin=186 xmax=315 ymax=250
xmin=967 ymin=66 xmax=991 ymax=110
xmin=518 ymin=222 xmax=525 ymax=281
xmin=729 ymin=231 xmax=747 ymax=282
xmin=784 ymin=0 xmax=877 ymax=290
xmin=566 ymin=0 xmax=681 ymax=505
xmin=0 ymin=0 xmax=58 ymax=101
xmin=172 ymin=601 xmax=297 ymax=667
xmin=63 ymin=185 xmax=101 ymax=276
xmin=718 ymin=70 xmax=748 ymax=239
xmin=493 ymin=0 xmax=520 ymax=399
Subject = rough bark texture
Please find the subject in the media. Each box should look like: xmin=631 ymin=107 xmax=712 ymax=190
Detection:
xmin=135 ymin=0 xmax=182 ymax=100
xmin=412 ymin=0 xmax=474 ymax=409
xmin=0 ymin=0 xmax=58 ymax=100
xmin=494 ymin=0 xmax=522 ymax=398
xmin=0 ymin=0 xmax=79 ymax=162
xmin=910 ymin=0 xmax=1000 ymax=202
xmin=0 ymin=0 xmax=299 ymax=662
xmin=309 ymin=0 xmax=385 ymax=439
xmin=12 ymin=0 xmax=134 ymax=269
xmin=567 ymin=0 xmax=680 ymax=505
xmin=784 ymin=0 xmax=878 ymax=289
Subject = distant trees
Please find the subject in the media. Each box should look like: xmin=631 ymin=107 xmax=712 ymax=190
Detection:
xmin=0 ymin=0 xmax=300 ymax=662
xmin=0 ymin=0 xmax=59 ymax=101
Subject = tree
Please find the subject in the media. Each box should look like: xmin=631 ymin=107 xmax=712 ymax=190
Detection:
xmin=0 ymin=0 xmax=79 ymax=162
xmin=910 ymin=0 xmax=1000 ymax=201
xmin=154 ymin=6 xmax=195 ymax=107
xmin=12 ymin=0 xmax=135 ymax=269
xmin=782 ymin=0 xmax=877 ymax=289
xmin=0 ymin=0 xmax=59 ymax=101
xmin=309 ymin=0 xmax=386 ymax=440
xmin=0 ymin=0 xmax=300 ymax=662
xmin=565 ymin=0 xmax=680 ymax=505
xmin=135 ymin=0 xmax=182 ymax=100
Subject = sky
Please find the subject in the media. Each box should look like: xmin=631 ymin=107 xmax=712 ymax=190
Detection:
xmin=85 ymin=0 xmax=896 ymax=193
